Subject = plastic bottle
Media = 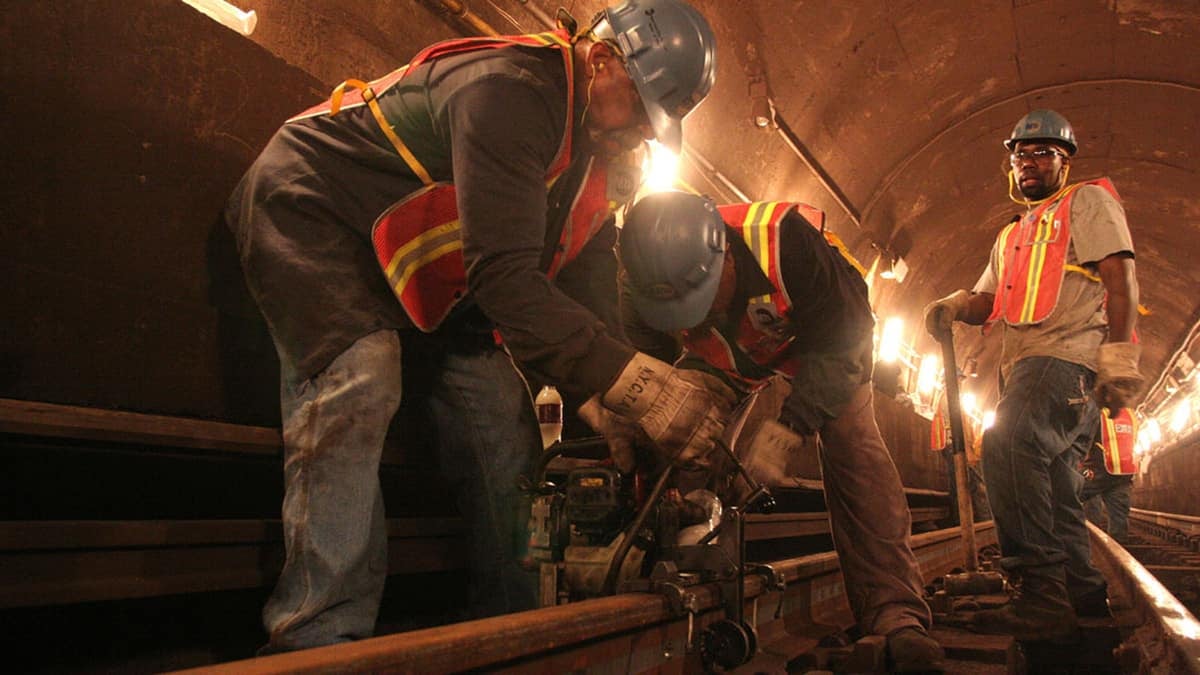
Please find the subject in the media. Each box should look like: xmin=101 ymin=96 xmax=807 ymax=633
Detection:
xmin=535 ymin=385 xmax=563 ymax=449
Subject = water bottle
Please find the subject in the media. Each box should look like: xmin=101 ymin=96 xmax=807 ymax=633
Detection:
xmin=535 ymin=385 xmax=563 ymax=449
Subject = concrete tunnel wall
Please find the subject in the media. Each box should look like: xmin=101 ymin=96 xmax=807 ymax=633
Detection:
xmin=1 ymin=0 xmax=308 ymax=426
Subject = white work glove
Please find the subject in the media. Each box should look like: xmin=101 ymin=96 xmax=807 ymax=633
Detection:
xmin=1095 ymin=342 xmax=1144 ymax=410
xmin=602 ymin=352 xmax=736 ymax=467
xmin=735 ymin=377 xmax=800 ymax=482
xmin=577 ymin=395 xmax=644 ymax=473
xmin=923 ymin=290 xmax=970 ymax=337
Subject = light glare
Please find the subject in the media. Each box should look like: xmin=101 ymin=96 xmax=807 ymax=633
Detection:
xmin=643 ymin=141 xmax=680 ymax=192
xmin=879 ymin=317 xmax=904 ymax=363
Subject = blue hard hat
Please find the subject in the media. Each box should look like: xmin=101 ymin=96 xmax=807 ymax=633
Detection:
xmin=593 ymin=0 xmax=717 ymax=152
xmin=1004 ymin=109 xmax=1078 ymax=155
xmin=618 ymin=191 xmax=726 ymax=332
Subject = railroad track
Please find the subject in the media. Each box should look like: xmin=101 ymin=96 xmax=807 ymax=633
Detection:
xmin=1124 ymin=508 xmax=1200 ymax=620
xmin=175 ymin=519 xmax=1200 ymax=674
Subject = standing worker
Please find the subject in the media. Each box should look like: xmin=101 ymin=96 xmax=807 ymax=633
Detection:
xmin=226 ymin=0 xmax=723 ymax=654
xmin=924 ymin=109 xmax=1142 ymax=640
xmin=605 ymin=192 xmax=944 ymax=672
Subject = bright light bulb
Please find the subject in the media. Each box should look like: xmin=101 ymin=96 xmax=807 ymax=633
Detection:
xmin=1145 ymin=418 xmax=1162 ymax=443
xmin=878 ymin=317 xmax=904 ymax=363
xmin=1169 ymin=399 xmax=1193 ymax=434
xmin=642 ymin=141 xmax=680 ymax=192
xmin=982 ymin=409 xmax=996 ymax=430
xmin=916 ymin=354 xmax=939 ymax=395
xmin=182 ymin=0 xmax=256 ymax=35
xmin=961 ymin=392 xmax=977 ymax=415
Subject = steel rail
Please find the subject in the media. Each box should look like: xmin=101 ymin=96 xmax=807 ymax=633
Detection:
xmin=172 ymin=523 xmax=996 ymax=674
xmin=1087 ymin=521 xmax=1200 ymax=674
xmin=1130 ymin=507 xmax=1200 ymax=539
xmin=175 ymin=520 xmax=1200 ymax=673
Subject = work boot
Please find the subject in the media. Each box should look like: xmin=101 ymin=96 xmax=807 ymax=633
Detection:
xmin=886 ymin=626 xmax=945 ymax=672
xmin=970 ymin=565 xmax=1079 ymax=642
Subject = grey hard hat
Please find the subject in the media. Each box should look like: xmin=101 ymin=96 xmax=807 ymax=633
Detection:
xmin=1004 ymin=109 xmax=1078 ymax=155
xmin=618 ymin=191 xmax=726 ymax=332
xmin=593 ymin=0 xmax=717 ymax=153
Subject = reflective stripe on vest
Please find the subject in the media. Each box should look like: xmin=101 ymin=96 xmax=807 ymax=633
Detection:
xmin=308 ymin=30 xmax=592 ymax=332
xmin=372 ymin=161 xmax=628 ymax=332
xmin=986 ymin=178 xmax=1119 ymax=328
xmin=1098 ymin=407 xmax=1138 ymax=475
xmin=681 ymin=202 xmax=829 ymax=381
xmin=930 ymin=389 xmax=948 ymax=450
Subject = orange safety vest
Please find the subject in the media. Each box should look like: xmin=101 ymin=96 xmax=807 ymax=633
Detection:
xmin=986 ymin=178 xmax=1119 ymax=329
xmin=680 ymin=202 xmax=863 ymax=382
xmin=930 ymin=388 xmax=948 ymax=450
xmin=1097 ymin=407 xmax=1138 ymax=475
xmin=287 ymin=30 xmax=629 ymax=331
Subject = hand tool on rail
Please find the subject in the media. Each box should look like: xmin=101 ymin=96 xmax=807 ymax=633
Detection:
xmin=696 ymin=391 xmax=778 ymax=669
xmin=938 ymin=328 xmax=1005 ymax=596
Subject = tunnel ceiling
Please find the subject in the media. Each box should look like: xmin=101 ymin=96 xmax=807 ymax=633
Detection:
xmin=234 ymin=0 xmax=1200 ymax=413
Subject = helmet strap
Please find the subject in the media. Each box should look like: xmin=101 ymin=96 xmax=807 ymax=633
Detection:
xmin=580 ymin=60 xmax=598 ymax=130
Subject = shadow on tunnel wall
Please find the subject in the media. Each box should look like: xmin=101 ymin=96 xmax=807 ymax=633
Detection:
xmin=0 ymin=0 xmax=325 ymax=426
xmin=206 ymin=214 xmax=280 ymax=426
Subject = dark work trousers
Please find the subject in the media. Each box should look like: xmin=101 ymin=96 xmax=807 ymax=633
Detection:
xmin=980 ymin=356 xmax=1106 ymax=599
xmin=818 ymin=383 xmax=932 ymax=635
xmin=1081 ymin=471 xmax=1134 ymax=543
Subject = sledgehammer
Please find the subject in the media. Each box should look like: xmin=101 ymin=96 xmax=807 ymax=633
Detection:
xmin=939 ymin=329 xmax=978 ymax=573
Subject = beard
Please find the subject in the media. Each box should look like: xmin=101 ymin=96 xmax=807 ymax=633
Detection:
xmin=587 ymin=126 xmax=646 ymax=158
xmin=1019 ymin=181 xmax=1055 ymax=201
xmin=1019 ymin=171 xmax=1065 ymax=200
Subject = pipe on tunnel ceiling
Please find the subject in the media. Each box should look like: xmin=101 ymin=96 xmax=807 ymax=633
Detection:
xmin=1144 ymin=314 xmax=1200 ymax=418
xmin=773 ymin=114 xmax=862 ymax=229
xmin=511 ymin=0 xmax=556 ymax=29
xmin=427 ymin=0 xmax=500 ymax=37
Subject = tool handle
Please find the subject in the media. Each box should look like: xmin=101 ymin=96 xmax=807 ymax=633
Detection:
xmin=940 ymin=331 xmax=978 ymax=571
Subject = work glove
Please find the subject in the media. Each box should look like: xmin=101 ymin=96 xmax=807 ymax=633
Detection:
xmin=601 ymin=352 xmax=736 ymax=467
xmin=577 ymin=395 xmax=644 ymax=473
xmin=923 ymin=290 xmax=970 ymax=337
xmin=1095 ymin=341 xmax=1144 ymax=410
xmin=735 ymin=377 xmax=801 ymax=481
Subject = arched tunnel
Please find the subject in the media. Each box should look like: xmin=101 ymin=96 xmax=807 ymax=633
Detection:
xmin=1 ymin=1 xmax=1198 ymax=672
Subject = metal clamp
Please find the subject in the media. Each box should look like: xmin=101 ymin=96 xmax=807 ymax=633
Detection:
xmin=746 ymin=562 xmax=787 ymax=619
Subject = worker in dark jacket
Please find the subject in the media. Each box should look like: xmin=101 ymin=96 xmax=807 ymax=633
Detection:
xmin=599 ymin=191 xmax=944 ymax=672
xmin=225 ymin=0 xmax=720 ymax=654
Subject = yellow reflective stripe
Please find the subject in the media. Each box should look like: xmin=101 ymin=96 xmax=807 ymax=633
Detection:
xmin=995 ymin=223 xmax=1016 ymax=291
xmin=1019 ymin=214 xmax=1053 ymax=322
xmin=391 ymin=240 xmax=463 ymax=293
xmin=740 ymin=202 xmax=778 ymax=305
xmin=1064 ymin=264 xmax=1100 ymax=283
xmin=330 ymin=77 xmax=433 ymax=186
xmin=384 ymin=219 xmax=462 ymax=284
xmin=823 ymin=230 xmax=867 ymax=277
xmin=531 ymin=31 xmax=569 ymax=47
xmin=1063 ymin=265 xmax=1150 ymax=315
xmin=1103 ymin=413 xmax=1121 ymax=469
xmin=740 ymin=202 xmax=777 ymax=257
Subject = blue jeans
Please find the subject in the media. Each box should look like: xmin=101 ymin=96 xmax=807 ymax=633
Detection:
xmin=262 ymin=330 xmax=540 ymax=651
xmin=980 ymin=357 xmax=1105 ymax=596
xmin=1081 ymin=472 xmax=1133 ymax=543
